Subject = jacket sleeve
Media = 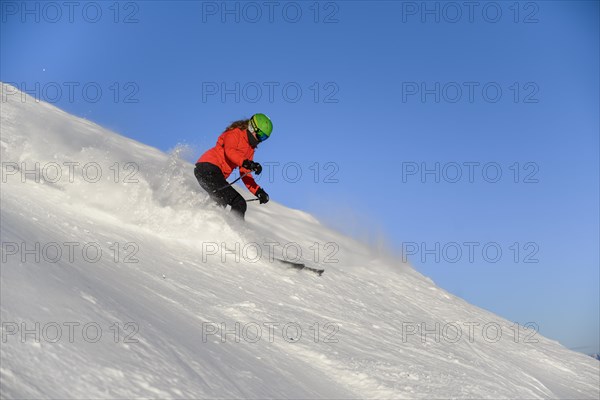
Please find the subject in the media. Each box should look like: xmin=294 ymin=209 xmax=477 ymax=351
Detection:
xmin=223 ymin=130 xmax=260 ymax=195
xmin=241 ymin=172 xmax=260 ymax=195
xmin=222 ymin=130 xmax=247 ymax=167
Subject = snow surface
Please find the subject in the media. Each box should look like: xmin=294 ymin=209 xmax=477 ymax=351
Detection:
xmin=1 ymin=83 xmax=598 ymax=399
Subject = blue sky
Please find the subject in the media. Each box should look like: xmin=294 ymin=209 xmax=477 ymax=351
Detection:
xmin=2 ymin=1 xmax=598 ymax=354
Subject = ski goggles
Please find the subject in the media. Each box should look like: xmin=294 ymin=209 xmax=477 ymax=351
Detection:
xmin=249 ymin=118 xmax=269 ymax=142
xmin=255 ymin=129 xmax=269 ymax=142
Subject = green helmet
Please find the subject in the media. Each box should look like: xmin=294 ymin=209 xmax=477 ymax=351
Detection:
xmin=249 ymin=113 xmax=273 ymax=142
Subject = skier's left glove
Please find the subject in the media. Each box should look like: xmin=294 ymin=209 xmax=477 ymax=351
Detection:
xmin=255 ymin=188 xmax=269 ymax=204
xmin=242 ymin=160 xmax=262 ymax=175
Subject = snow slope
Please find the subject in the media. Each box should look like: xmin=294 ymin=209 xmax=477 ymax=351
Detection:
xmin=1 ymin=83 xmax=598 ymax=399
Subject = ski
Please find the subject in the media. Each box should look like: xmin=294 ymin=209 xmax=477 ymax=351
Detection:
xmin=275 ymin=258 xmax=324 ymax=276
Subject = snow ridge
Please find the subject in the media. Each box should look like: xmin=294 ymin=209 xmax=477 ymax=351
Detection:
xmin=1 ymin=83 xmax=598 ymax=399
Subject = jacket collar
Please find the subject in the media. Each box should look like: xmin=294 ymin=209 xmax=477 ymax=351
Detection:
xmin=247 ymin=129 xmax=259 ymax=148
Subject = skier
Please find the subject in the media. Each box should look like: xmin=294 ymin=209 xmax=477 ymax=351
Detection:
xmin=194 ymin=113 xmax=272 ymax=219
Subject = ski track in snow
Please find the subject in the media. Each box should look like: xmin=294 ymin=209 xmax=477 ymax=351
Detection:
xmin=1 ymin=83 xmax=599 ymax=399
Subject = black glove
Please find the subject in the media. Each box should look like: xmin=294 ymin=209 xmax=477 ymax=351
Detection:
xmin=242 ymin=159 xmax=262 ymax=175
xmin=255 ymin=188 xmax=269 ymax=204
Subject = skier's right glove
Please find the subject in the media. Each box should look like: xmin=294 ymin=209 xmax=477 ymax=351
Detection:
xmin=255 ymin=188 xmax=269 ymax=204
xmin=242 ymin=159 xmax=262 ymax=175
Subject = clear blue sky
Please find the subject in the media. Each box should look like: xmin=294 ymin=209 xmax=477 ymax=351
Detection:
xmin=2 ymin=1 xmax=598 ymax=354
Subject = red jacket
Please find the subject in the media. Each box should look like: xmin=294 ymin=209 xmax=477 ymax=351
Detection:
xmin=197 ymin=128 xmax=260 ymax=195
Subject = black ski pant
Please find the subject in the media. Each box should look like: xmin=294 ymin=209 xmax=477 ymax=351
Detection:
xmin=194 ymin=162 xmax=247 ymax=219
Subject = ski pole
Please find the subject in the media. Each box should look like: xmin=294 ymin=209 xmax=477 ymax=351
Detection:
xmin=246 ymin=198 xmax=260 ymax=202
xmin=213 ymin=171 xmax=251 ymax=193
